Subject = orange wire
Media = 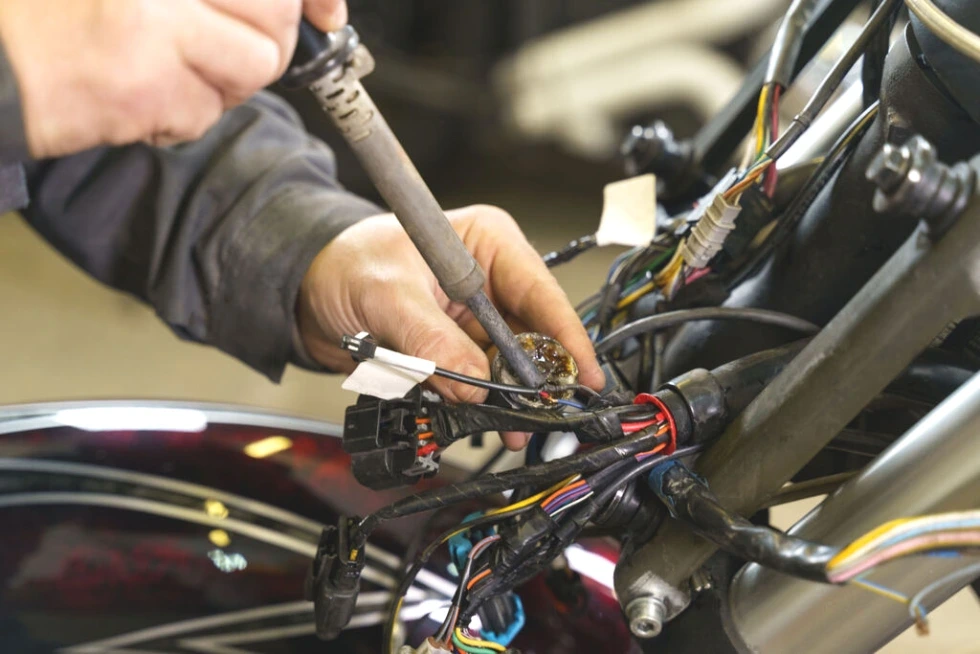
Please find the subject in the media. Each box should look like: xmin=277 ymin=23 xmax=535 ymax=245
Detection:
xmin=418 ymin=432 xmax=434 ymax=440
xmin=540 ymin=479 xmax=586 ymax=508
xmin=416 ymin=418 xmax=431 ymax=424
xmin=634 ymin=425 xmax=670 ymax=458
xmin=467 ymin=569 xmax=492 ymax=590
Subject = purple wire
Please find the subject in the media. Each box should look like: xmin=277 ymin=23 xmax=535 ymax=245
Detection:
xmin=545 ymin=485 xmax=592 ymax=514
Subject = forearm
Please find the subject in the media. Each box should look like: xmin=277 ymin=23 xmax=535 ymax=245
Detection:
xmin=23 ymin=92 xmax=381 ymax=381
xmin=0 ymin=38 xmax=29 ymax=209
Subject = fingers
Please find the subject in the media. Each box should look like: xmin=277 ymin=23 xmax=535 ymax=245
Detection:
xmin=372 ymin=286 xmax=493 ymax=404
xmin=202 ymin=0 xmax=303 ymax=77
xmin=303 ymin=0 xmax=348 ymax=32
xmin=452 ymin=206 xmax=606 ymax=392
xmin=501 ymin=431 xmax=532 ymax=451
xmin=180 ymin=2 xmax=287 ymax=108
xmin=147 ymin=71 xmax=224 ymax=145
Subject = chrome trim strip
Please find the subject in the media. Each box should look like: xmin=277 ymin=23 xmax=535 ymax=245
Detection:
xmin=0 ymin=400 xmax=342 ymax=438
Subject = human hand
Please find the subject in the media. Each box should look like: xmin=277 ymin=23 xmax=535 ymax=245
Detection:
xmin=297 ymin=205 xmax=606 ymax=449
xmin=0 ymin=0 xmax=347 ymax=158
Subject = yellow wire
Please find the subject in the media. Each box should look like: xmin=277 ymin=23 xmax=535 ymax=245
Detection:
xmin=849 ymin=578 xmax=910 ymax=606
xmin=454 ymin=627 xmax=507 ymax=652
xmin=483 ymin=475 xmax=579 ymax=517
xmin=618 ymin=281 xmax=655 ymax=310
xmin=754 ymin=84 xmax=769 ymax=154
xmin=828 ymin=518 xmax=915 ymax=569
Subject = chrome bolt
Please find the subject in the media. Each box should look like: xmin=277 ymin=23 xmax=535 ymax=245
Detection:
xmin=866 ymin=142 xmax=913 ymax=194
xmin=626 ymin=597 xmax=667 ymax=639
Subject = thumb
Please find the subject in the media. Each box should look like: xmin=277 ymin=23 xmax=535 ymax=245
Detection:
xmin=375 ymin=290 xmax=492 ymax=404
xmin=303 ymin=0 xmax=348 ymax=32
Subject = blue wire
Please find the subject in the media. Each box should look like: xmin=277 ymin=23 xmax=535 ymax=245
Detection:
xmin=554 ymin=398 xmax=586 ymax=410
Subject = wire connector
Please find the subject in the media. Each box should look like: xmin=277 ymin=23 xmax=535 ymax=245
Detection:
xmin=680 ymin=173 xmax=743 ymax=269
xmin=305 ymin=517 xmax=365 ymax=640
xmin=342 ymin=331 xmax=378 ymax=362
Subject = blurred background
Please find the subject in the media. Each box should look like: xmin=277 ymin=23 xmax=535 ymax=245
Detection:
xmin=0 ymin=1 xmax=975 ymax=650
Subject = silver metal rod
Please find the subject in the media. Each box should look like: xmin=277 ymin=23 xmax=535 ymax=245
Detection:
xmin=615 ymin=178 xmax=980 ymax=610
xmin=307 ymin=47 xmax=544 ymax=387
xmin=728 ymin=370 xmax=980 ymax=654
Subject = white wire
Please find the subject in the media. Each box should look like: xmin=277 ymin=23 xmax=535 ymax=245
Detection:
xmin=549 ymin=493 xmax=595 ymax=518
xmin=907 ymin=561 xmax=980 ymax=623
xmin=905 ymin=0 xmax=980 ymax=65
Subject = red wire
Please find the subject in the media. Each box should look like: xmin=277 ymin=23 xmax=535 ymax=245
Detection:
xmin=417 ymin=443 xmax=439 ymax=457
xmin=621 ymin=418 xmax=661 ymax=434
xmin=633 ymin=393 xmax=677 ymax=454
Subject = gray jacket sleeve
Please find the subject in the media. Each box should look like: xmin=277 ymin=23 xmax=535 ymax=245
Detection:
xmin=20 ymin=92 xmax=382 ymax=381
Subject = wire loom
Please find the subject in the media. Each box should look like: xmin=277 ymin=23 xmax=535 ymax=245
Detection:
xmin=650 ymin=461 xmax=837 ymax=582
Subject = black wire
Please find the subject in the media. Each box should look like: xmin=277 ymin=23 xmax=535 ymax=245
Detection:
xmin=728 ymin=101 xmax=879 ymax=289
xmin=382 ymin=504 xmax=537 ymax=652
xmin=594 ymin=307 xmax=819 ymax=355
xmin=355 ymin=426 xmax=666 ymax=548
xmin=558 ymin=444 xmax=706 ymax=536
xmin=460 ymin=445 xmax=707 ymax=623
xmin=542 ymin=234 xmax=598 ymax=267
xmin=767 ymin=0 xmax=900 ymax=159
xmin=433 ymin=367 xmax=599 ymax=402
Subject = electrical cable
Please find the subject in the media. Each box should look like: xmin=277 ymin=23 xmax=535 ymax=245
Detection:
xmin=728 ymin=101 xmax=879 ymax=289
xmin=768 ymin=0 xmax=901 ymax=160
xmin=542 ymin=234 xmax=598 ymax=267
xmin=905 ymin=0 xmax=980 ymax=65
xmin=383 ymin=504 xmax=539 ymax=653
xmin=355 ymin=426 xmax=666 ymax=548
xmin=594 ymin=307 xmax=819 ymax=355
xmin=650 ymin=461 xmax=838 ymax=582
xmin=907 ymin=562 xmax=980 ymax=626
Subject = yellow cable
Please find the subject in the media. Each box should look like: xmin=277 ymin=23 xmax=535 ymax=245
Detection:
xmin=483 ymin=475 xmax=579 ymax=517
xmin=454 ymin=627 xmax=507 ymax=652
xmin=754 ymin=84 xmax=769 ymax=154
xmin=849 ymin=578 xmax=910 ymax=606
xmin=828 ymin=518 xmax=915 ymax=569
xmin=617 ymin=281 xmax=655 ymax=310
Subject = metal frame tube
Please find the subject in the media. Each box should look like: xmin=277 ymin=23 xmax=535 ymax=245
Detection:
xmin=615 ymin=181 xmax=980 ymax=612
xmin=728 ymin=370 xmax=980 ymax=653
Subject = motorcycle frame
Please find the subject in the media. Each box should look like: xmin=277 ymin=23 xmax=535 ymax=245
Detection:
xmin=614 ymin=131 xmax=980 ymax=649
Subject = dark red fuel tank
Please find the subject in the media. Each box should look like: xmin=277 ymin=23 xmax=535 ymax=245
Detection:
xmin=0 ymin=401 xmax=631 ymax=653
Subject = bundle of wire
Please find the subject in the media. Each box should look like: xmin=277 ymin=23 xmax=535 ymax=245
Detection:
xmin=827 ymin=510 xmax=980 ymax=583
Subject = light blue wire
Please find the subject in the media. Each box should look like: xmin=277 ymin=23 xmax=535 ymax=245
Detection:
xmin=907 ymin=561 xmax=980 ymax=624
xmin=554 ymin=398 xmax=586 ymax=410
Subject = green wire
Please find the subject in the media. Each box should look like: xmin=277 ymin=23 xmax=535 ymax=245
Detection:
xmin=452 ymin=632 xmax=498 ymax=654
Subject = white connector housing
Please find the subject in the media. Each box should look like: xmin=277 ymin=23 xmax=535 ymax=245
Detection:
xmin=680 ymin=171 xmax=743 ymax=269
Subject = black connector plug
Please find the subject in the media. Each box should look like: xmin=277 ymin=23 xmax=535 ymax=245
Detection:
xmin=305 ymin=517 xmax=365 ymax=640
xmin=343 ymin=391 xmax=440 ymax=489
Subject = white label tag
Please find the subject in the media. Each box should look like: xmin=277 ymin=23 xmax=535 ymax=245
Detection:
xmin=341 ymin=349 xmax=437 ymax=400
xmin=595 ymin=174 xmax=657 ymax=247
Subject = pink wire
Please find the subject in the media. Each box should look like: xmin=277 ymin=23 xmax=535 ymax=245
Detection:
xmin=829 ymin=530 xmax=980 ymax=583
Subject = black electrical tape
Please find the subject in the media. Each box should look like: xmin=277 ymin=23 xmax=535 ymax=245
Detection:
xmin=354 ymin=425 xmax=668 ymax=548
xmin=650 ymin=462 xmax=837 ymax=582
xmin=433 ymin=403 xmax=623 ymax=446
xmin=462 ymin=444 xmax=706 ymax=622
xmin=542 ymin=234 xmax=598 ymax=267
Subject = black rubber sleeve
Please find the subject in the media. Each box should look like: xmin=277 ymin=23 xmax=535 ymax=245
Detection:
xmin=651 ymin=462 xmax=836 ymax=582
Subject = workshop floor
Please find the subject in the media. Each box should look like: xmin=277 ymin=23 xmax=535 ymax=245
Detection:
xmin=0 ymin=155 xmax=975 ymax=652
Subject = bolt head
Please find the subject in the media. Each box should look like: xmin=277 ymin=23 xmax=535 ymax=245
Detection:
xmin=867 ymin=143 xmax=911 ymax=193
xmin=627 ymin=597 xmax=667 ymax=639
